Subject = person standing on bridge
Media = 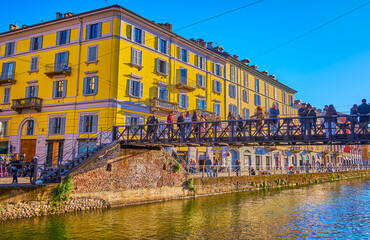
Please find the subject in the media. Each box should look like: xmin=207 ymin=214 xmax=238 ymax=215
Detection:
xmin=269 ymin=104 xmax=280 ymax=135
xmin=192 ymin=111 xmax=199 ymax=137
xmin=177 ymin=112 xmax=185 ymax=139
xmin=357 ymin=99 xmax=370 ymax=130
xmin=350 ymin=104 xmax=359 ymax=128
xmin=298 ymin=103 xmax=307 ymax=135
xmin=167 ymin=111 xmax=174 ymax=138
xmin=325 ymin=105 xmax=338 ymax=138
xmin=185 ymin=111 xmax=192 ymax=136
xmin=250 ymin=106 xmax=265 ymax=135
xmin=306 ymin=104 xmax=317 ymax=135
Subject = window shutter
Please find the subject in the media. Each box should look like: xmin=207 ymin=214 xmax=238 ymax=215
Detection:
xmin=92 ymin=115 xmax=98 ymax=133
xmin=65 ymin=51 xmax=69 ymax=65
xmin=157 ymin=37 xmax=160 ymax=50
xmin=30 ymin=37 xmax=35 ymax=51
xmin=94 ymin=76 xmax=99 ymax=94
xmin=49 ymin=118 xmax=54 ymax=135
xmin=56 ymin=31 xmax=61 ymax=45
xmin=52 ymin=81 xmax=57 ymax=98
xmin=86 ymin=24 xmax=91 ymax=40
xmin=139 ymin=51 xmax=142 ymax=66
xmin=126 ymin=115 xmax=131 ymax=125
xmin=156 ymin=58 xmax=160 ymax=73
xmin=178 ymin=47 xmax=182 ymax=59
xmin=131 ymin=48 xmax=134 ymax=64
xmin=62 ymin=80 xmax=67 ymax=98
xmin=25 ymin=87 xmax=30 ymax=98
xmin=165 ymin=61 xmax=169 ymax=75
xmin=186 ymin=51 xmax=190 ymax=63
xmin=38 ymin=36 xmax=43 ymax=50
xmin=60 ymin=117 xmax=66 ymax=134
xmin=35 ymin=85 xmax=39 ymax=97
xmin=185 ymin=95 xmax=189 ymax=109
xmin=131 ymin=26 xmax=135 ymax=41
xmin=97 ymin=23 xmax=102 ymax=38
xmin=179 ymin=94 xmax=182 ymax=107
xmin=54 ymin=53 xmax=60 ymax=70
xmin=213 ymin=80 xmax=216 ymax=91
xmin=166 ymin=42 xmax=170 ymax=55
xmin=197 ymin=55 xmax=200 ymax=67
xmin=196 ymin=99 xmax=199 ymax=109
xmin=229 ymin=84 xmax=232 ymax=97
xmin=129 ymin=80 xmax=133 ymax=96
xmin=142 ymin=30 xmax=145 ymax=45
xmin=83 ymin=77 xmax=88 ymax=95
xmin=66 ymin=29 xmax=71 ymax=44
xmin=79 ymin=116 xmax=85 ymax=133
xmin=5 ymin=43 xmax=9 ymax=56
xmin=204 ymin=100 xmax=207 ymax=110
xmin=139 ymin=82 xmax=143 ymax=98
xmin=164 ymin=89 xmax=168 ymax=101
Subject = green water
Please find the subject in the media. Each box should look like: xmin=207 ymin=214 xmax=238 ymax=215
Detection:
xmin=1 ymin=178 xmax=369 ymax=239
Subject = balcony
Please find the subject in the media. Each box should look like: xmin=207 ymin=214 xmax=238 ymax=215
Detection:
xmin=176 ymin=78 xmax=196 ymax=91
xmin=193 ymin=109 xmax=216 ymax=120
xmin=151 ymin=97 xmax=179 ymax=113
xmin=44 ymin=63 xmax=72 ymax=78
xmin=0 ymin=71 xmax=16 ymax=85
xmin=11 ymin=97 xmax=43 ymax=113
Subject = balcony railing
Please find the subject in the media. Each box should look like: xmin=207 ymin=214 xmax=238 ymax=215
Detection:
xmin=151 ymin=97 xmax=179 ymax=113
xmin=11 ymin=97 xmax=43 ymax=113
xmin=0 ymin=71 xmax=16 ymax=85
xmin=176 ymin=78 xmax=197 ymax=91
xmin=44 ymin=62 xmax=72 ymax=77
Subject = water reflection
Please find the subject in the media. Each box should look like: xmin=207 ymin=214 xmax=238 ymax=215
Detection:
xmin=1 ymin=178 xmax=369 ymax=239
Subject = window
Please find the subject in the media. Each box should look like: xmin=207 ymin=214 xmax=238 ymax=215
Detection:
xmin=83 ymin=76 xmax=99 ymax=95
xmin=214 ymin=80 xmax=222 ymax=94
xmin=86 ymin=23 xmax=102 ymax=40
xmin=229 ymin=104 xmax=238 ymax=116
xmin=53 ymin=80 xmax=67 ymax=98
xmin=265 ymin=82 xmax=269 ymax=96
xmin=125 ymin=115 xmax=144 ymax=126
xmin=254 ymin=94 xmax=261 ymax=106
xmin=79 ymin=115 xmax=98 ymax=133
xmin=243 ymin=89 xmax=249 ymax=103
xmin=30 ymin=36 xmax=43 ymax=51
xmin=244 ymin=72 xmax=249 ymax=87
xmin=159 ymin=39 xmax=169 ymax=54
xmin=26 ymin=85 xmax=39 ymax=98
xmin=274 ymin=87 xmax=278 ymax=100
xmin=229 ymin=84 xmax=236 ymax=98
xmin=156 ymin=58 xmax=169 ymax=75
xmin=54 ymin=52 xmax=69 ymax=71
xmin=134 ymin=28 xmax=145 ymax=44
xmin=49 ymin=117 xmax=66 ymax=135
xmin=215 ymin=64 xmax=221 ymax=76
xmin=158 ymin=86 xmax=168 ymax=101
xmin=255 ymin=78 xmax=260 ymax=93
xmin=1 ymin=62 xmax=15 ymax=79
xmin=181 ymin=49 xmax=188 ymax=62
xmin=179 ymin=93 xmax=189 ymax=109
xmin=180 ymin=68 xmax=188 ymax=84
xmin=57 ymin=30 xmax=70 ymax=45
xmin=131 ymin=48 xmax=142 ymax=67
xmin=3 ymin=88 xmax=10 ymax=104
xmin=214 ymin=103 xmax=221 ymax=116
xmin=0 ymin=121 xmax=8 ymax=137
xmin=128 ymin=79 xmax=143 ymax=98
xmin=26 ymin=120 xmax=34 ymax=135
xmin=282 ymin=91 xmax=287 ymax=104
xmin=197 ymin=74 xmax=206 ymax=88
xmin=198 ymin=56 xmax=205 ymax=70
xmin=5 ymin=42 xmax=15 ymax=56
xmin=230 ymin=65 xmax=236 ymax=82
xmin=243 ymin=108 xmax=250 ymax=119
xmin=30 ymin=57 xmax=38 ymax=71
xmin=265 ymin=98 xmax=269 ymax=110
xmin=197 ymin=98 xmax=207 ymax=110
xmin=289 ymin=95 xmax=294 ymax=106
xmin=87 ymin=46 xmax=98 ymax=62
xmin=282 ymin=105 xmax=287 ymax=116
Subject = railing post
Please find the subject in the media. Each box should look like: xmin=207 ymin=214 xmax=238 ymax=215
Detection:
xmin=112 ymin=126 xmax=118 ymax=141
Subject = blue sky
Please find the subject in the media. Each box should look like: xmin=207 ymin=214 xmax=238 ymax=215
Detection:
xmin=1 ymin=0 xmax=369 ymax=113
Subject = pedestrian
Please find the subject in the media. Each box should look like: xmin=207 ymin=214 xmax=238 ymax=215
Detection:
xmin=200 ymin=115 xmax=206 ymax=138
xmin=214 ymin=114 xmax=221 ymax=138
xmin=306 ymin=104 xmax=317 ymax=135
xmin=250 ymin=167 xmax=256 ymax=176
xmin=30 ymin=156 xmax=38 ymax=184
xmin=325 ymin=104 xmax=338 ymax=138
xmin=185 ymin=111 xmax=192 ymax=136
xmin=235 ymin=159 xmax=241 ymax=176
xmin=269 ymin=104 xmax=280 ymax=135
xmin=237 ymin=114 xmax=244 ymax=136
xmin=167 ymin=111 xmax=174 ymax=138
xmin=298 ymin=103 xmax=307 ymax=135
xmin=192 ymin=111 xmax=199 ymax=137
xmin=250 ymin=106 xmax=265 ymax=135
xmin=349 ymin=104 xmax=359 ymax=128
xmin=177 ymin=112 xmax=185 ymax=139
xmin=212 ymin=159 xmax=218 ymax=177
xmin=228 ymin=112 xmax=235 ymax=120
xmin=10 ymin=154 xmax=20 ymax=184
xmin=357 ymin=99 xmax=370 ymax=130
xmin=146 ymin=114 xmax=153 ymax=139
xmin=205 ymin=156 xmax=212 ymax=177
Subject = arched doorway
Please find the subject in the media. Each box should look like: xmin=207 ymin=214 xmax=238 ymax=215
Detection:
xmin=17 ymin=117 xmax=39 ymax=162
xmin=243 ymin=150 xmax=252 ymax=167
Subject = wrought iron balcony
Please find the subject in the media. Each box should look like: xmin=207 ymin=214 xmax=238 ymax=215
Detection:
xmin=44 ymin=62 xmax=72 ymax=78
xmin=0 ymin=71 xmax=16 ymax=85
xmin=11 ymin=97 xmax=43 ymax=113
xmin=151 ymin=97 xmax=179 ymax=113
xmin=176 ymin=78 xmax=196 ymax=91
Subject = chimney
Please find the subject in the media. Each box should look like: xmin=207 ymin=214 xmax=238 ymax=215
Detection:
xmin=261 ymin=71 xmax=268 ymax=75
xmin=251 ymin=65 xmax=258 ymax=69
xmin=241 ymin=58 xmax=250 ymax=64
xmin=64 ymin=12 xmax=75 ymax=18
xmin=207 ymin=42 xmax=213 ymax=49
xmin=196 ymin=39 xmax=206 ymax=47
xmin=233 ymin=55 xmax=239 ymax=60
xmin=223 ymin=51 xmax=231 ymax=57
xmin=189 ymin=38 xmax=197 ymax=43
xmin=56 ymin=12 xmax=63 ymax=19
xmin=213 ymin=46 xmax=224 ymax=52
xmin=157 ymin=23 xmax=172 ymax=31
xmin=269 ymin=74 xmax=276 ymax=79
xmin=22 ymin=24 xmax=28 ymax=28
xmin=9 ymin=24 xmax=19 ymax=31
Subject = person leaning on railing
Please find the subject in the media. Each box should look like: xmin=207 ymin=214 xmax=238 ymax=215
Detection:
xmin=357 ymin=99 xmax=370 ymax=130
xmin=250 ymin=106 xmax=265 ymax=135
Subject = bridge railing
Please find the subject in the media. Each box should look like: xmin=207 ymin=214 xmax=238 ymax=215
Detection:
xmin=113 ymin=114 xmax=370 ymax=145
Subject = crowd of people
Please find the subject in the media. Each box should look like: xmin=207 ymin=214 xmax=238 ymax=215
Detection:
xmin=0 ymin=154 xmax=39 ymax=184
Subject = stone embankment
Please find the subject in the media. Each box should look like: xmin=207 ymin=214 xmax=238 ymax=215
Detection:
xmin=0 ymin=146 xmax=369 ymax=220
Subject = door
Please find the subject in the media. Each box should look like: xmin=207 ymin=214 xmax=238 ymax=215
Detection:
xmin=46 ymin=141 xmax=64 ymax=167
xmin=20 ymin=139 xmax=36 ymax=162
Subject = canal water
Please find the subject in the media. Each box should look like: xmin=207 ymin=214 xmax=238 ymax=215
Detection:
xmin=1 ymin=178 xmax=369 ymax=240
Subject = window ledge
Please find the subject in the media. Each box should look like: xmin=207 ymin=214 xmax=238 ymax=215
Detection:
xmin=131 ymin=63 xmax=143 ymax=70
xmin=28 ymin=70 xmax=39 ymax=74
xmin=214 ymin=91 xmax=222 ymax=95
xmin=85 ymin=60 xmax=99 ymax=66
xmin=198 ymin=86 xmax=206 ymax=90
xmin=179 ymin=107 xmax=188 ymax=110
xmin=84 ymin=93 xmax=97 ymax=96
xmin=129 ymin=94 xmax=142 ymax=99
xmin=157 ymin=72 xmax=168 ymax=77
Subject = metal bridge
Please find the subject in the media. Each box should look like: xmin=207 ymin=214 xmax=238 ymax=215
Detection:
xmin=113 ymin=115 xmax=370 ymax=147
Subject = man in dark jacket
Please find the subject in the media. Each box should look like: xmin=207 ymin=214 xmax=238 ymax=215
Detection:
xmin=269 ymin=104 xmax=280 ymax=134
xmin=205 ymin=157 xmax=213 ymax=177
xmin=357 ymin=99 xmax=370 ymax=129
xmin=177 ymin=112 xmax=185 ymax=139
xmin=298 ymin=103 xmax=307 ymax=135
